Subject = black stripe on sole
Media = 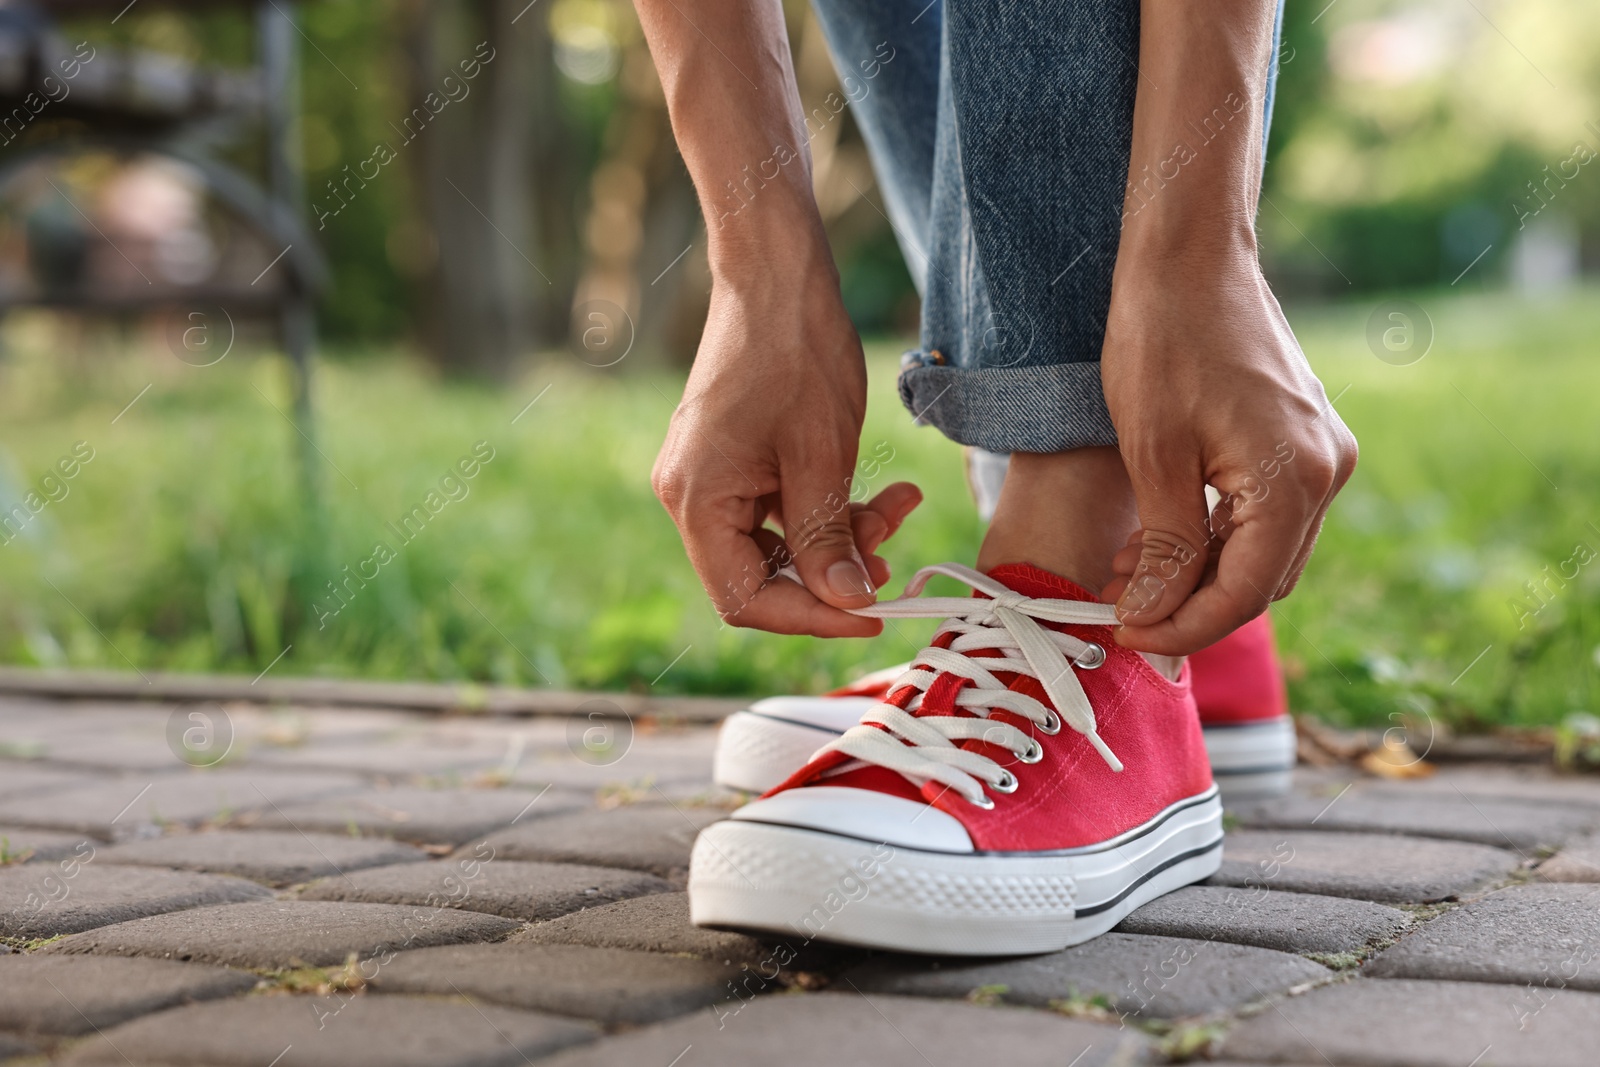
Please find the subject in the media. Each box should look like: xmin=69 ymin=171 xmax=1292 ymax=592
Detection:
xmin=1212 ymin=763 xmax=1297 ymax=777
xmin=1073 ymin=836 xmax=1225 ymax=917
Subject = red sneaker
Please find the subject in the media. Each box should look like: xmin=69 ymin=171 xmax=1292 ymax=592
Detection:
xmin=691 ymin=563 xmax=1222 ymax=955
xmin=1188 ymin=613 xmax=1296 ymax=798
xmin=714 ymin=607 xmax=1295 ymax=800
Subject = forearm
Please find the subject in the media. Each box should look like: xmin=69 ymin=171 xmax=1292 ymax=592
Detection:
xmin=1116 ymin=0 xmax=1277 ymax=265
xmin=632 ymin=0 xmax=832 ymax=286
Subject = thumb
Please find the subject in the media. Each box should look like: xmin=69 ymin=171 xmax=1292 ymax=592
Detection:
xmin=1117 ymin=468 xmax=1211 ymax=628
xmin=782 ymin=456 xmax=876 ymax=610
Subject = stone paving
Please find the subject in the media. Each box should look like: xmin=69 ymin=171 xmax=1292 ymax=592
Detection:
xmin=3 ymin=693 xmax=1600 ymax=1065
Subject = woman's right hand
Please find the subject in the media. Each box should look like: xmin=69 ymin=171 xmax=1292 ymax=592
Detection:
xmin=652 ymin=266 xmax=921 ymax=637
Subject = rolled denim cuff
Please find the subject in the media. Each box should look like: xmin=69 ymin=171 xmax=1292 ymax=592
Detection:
xmin=897 ymin=356 xmax=1117 ymax=453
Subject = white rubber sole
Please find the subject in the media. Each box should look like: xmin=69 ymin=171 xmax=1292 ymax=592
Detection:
xmin=712 ymin=709 xmax=852 ymax=795
xmin=689 ymin=787 xmax=1223 ymax=956
xmin=1203 ymin=717 xmax=1298 ymax=801
xmin=714 ymin=706 xmax=1298 ymax=802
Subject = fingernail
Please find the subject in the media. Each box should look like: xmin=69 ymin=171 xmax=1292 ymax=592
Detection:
xmin=827 ymin=560 xmax=873 ymax=599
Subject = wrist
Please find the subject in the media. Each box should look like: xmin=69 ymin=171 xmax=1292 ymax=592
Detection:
xmin=709 ymin=220 xmax=842 ymax=307
xmin=1115 ymin=124 xmax=1262 ymax=269
xmin=1116 ymin=206 xmax=1258 ymax=269
xmin=706 ymin=178 xmax=833 ymax=268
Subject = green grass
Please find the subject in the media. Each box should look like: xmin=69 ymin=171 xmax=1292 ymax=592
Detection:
xmin=1267 ymin=287 xmax=1600 ymax=731
xmin=0 ymin=285 xmax=1595 ymax=731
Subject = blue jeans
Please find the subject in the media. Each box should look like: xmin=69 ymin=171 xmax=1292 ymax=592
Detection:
xmin=809 ymin=0 xmax=1284 ymax=454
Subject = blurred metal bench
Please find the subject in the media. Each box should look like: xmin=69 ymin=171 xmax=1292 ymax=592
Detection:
xmin=0 ymin=0 xmax=327 ymax=483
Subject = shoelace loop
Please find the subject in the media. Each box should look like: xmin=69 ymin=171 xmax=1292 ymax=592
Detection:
xmin=814 ymin=563 xmax=1124 ymax=807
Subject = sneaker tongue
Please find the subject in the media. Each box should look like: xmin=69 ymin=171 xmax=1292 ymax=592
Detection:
xmin=981 ymin=563 xmax=1103 ymax=605
xmin=987 ymin=562 xmax=1174 ymax=677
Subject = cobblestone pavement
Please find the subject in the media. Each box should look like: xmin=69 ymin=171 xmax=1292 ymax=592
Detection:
xmin=3 ymin=694 xmax=1600 ymax=1065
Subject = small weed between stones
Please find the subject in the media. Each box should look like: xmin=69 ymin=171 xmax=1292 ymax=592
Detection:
xmin=0 ymin=934 xmax=65 ymax=952
xmin=261 ymin=956 xmax=368 ymax=996
xmin=1157 ymin=1020 xmax=1229 ymax=1061
xmin=678 ymin=789 xmax=745 ymax=811
xmin=965 ymin=983 xmax=1009 ymax=1007
xmin=446 ymin=684 xmax=492 ymax=716
xmin=596 ymin=778 xmax=658 ymax=808
xmin=1304 ymin=950 xmax=1365 ymax=970
xmin=0 ymin=837 xmax=36 ymax=865
xmin=1397 ymin=900 xmax=1461 ymax=923
xmin=777 ymin=970 xmax=830 ymax=992
xmin=1046 ymin=990 xmax=1122 ymax=1025
xmin=1355 ymin=927 xmax=1410 ymax=959
xmin=1301 ymin=922 xmax=1448 ymax=973
xmin=470 ymin=769 xmax=515 ymax=788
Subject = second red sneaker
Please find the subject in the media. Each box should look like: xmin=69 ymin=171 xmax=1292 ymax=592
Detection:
xmin=711 ymin=664 xmax=903 ymax=796
xmin=1188 ymin=613 xmax=1296 ymax=798
xmin=690 ymin=563 xmax=1222 ymax=955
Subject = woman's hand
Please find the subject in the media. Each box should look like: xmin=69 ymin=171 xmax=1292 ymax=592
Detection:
xmin=1094 ymin=0 xmax=1357 ymax=655
xmin=1100 ymin=245 xmax=1357 ymax=655
xmin=633 ymin=0 xmax=921 ymax=636
xmin=653 ymin=268 xmax=921 ymax=637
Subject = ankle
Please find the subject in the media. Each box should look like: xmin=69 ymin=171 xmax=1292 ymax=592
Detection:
xmin=975 ymin=447 xmax=1139 ymax=594
xmin=1141 ymin=652 xmax=1185 ymax=682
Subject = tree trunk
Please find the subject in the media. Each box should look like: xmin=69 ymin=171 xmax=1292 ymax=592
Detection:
xmin=407 ymin=0 xmax=554 ymax=379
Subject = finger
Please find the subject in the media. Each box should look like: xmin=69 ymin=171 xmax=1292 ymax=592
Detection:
xmin=850 ymin=511 xmax=894 ymax=589
xmin=700 ymin=516 xmax=882 ymax=637
xmin=781 ymin=452 xmax=877 ymax=610
xmin=1114 ymin=490 xmax=1305 ymax=655
xmin=1268 ymin=485 xmax=1337 ymax=602
xmin=752 ymin=523 xmax=896 ymax=603
xmin=725 ymin=572 xmax=885 ymax=636
xmin=850 ymin=482 xmax=921 ymax=582
xmin=1273 ymin=440 xmax=1356 ymax=600
xmin=852 ymin=509 xmax=890 ymax=556
xmin=749 ymin=526 xmax=791 ymax=568
xmin=1110 ymin=540 xmax=1143 ymax=578
xmin=1103 ymin=546 xmax=1220 ymax=609
xmin=758 ymin=492 xmax=784 ymax=529
xmin=857 ymin=482 xmax=922 ymax=541
xmin=1115 ymin=453 xmax=1213 ymax=627
xmin=1208 ymin=491 xmax=1238 ymax=544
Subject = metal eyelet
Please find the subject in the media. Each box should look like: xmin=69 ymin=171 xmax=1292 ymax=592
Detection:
xmin=1017 ymin=740 xmax=1044 ymax=764
xmin=992 ymin=770 xmax=1019 ymax=794
xmin=1039 ymin=710 xmax=1061 ymax=735
xmin=967 ymin=792 xmax=996 ymax=810
xmin=1074 ymin=643 xmax=1107 ymax=670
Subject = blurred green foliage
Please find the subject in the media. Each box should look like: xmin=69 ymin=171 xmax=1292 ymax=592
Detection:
xmin=0 ymin=286 xmax=1594 ymax=730
xmin=1263 ymin=0 xmax=1600 ymax=293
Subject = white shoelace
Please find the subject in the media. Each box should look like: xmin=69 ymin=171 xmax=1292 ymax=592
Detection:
xmin=818 ymin=563 xmax=1124 ymax=808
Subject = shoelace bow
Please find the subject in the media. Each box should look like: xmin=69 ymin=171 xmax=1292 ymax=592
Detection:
xmin=819 ymin=563 xmax=1124 ymax=808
